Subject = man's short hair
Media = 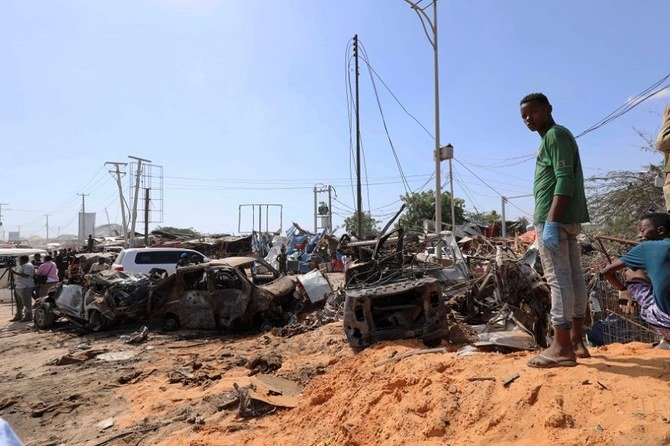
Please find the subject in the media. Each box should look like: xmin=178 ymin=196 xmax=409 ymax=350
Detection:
xmin=520 ymin=93 xmax=550 ymax=106
xmin=19 ymin=255 xmax=29 ymax=262
xmin=44 ymin=255 xmax=52 ymax=262
xmin=641 ymin=212 xmax=670 ymax=230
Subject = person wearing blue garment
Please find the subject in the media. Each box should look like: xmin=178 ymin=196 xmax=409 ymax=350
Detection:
xmin=603 ymin=212 xmax=670 ymax=349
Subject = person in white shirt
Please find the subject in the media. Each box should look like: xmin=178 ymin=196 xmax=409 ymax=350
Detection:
xmin=11 ymin=256 xmax=35 ymax=322
xmin=88 ymin=257 xmax=110 ymax=274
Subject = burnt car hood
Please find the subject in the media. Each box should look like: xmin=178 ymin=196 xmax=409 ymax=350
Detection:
xmin=258 ymin=276 xmax=295 ymax=298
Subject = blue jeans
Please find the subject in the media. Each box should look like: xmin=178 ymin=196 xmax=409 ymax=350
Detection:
xmin=536 ymin=222 xmax=588 ymax=330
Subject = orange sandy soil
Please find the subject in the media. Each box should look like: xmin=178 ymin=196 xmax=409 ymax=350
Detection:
xmin=117 ymin=324 xmax=670 ymax=446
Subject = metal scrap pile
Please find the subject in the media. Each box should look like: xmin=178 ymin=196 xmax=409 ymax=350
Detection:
xmin=334 ymin=221 xmax=553 ymax=351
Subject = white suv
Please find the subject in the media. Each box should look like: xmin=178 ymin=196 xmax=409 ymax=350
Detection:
xmin=112 ymin=248 xmax=209 ymax=275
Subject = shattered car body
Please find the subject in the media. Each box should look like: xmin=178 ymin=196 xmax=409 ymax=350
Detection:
xmin=148 ymin=257 xmax=295 ymax=330
xmin=34 ymin=270 xmax=156 ymax=331
xmin=342 ymin=228 xmax=449 ymax=349
xmin=343 ymin=276 xmax=448 ymax=349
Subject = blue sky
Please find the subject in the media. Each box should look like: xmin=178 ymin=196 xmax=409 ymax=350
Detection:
xmin=1 ymin=0 xmax=669 ymax=238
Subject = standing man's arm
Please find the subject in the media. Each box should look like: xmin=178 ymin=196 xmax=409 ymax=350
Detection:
xmin=542 ymin=130 xmax=577 ymax=249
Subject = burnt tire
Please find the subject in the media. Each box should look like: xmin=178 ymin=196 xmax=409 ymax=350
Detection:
xmin=88 ymin=310 xmax=108 ymax=332
xmin=34 ymin=306 xmax=55 ymax=329
xmin=164 ymin=314 xmax=179 ymax=331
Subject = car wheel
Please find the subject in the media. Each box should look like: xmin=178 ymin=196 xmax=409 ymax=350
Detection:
xmin=164 ymin=314 xmax=179 ymax=331
xmin=34 ymin=306 xmax=55 ymax=329
xmin=88 ymin=310 xmax=107 ymax=332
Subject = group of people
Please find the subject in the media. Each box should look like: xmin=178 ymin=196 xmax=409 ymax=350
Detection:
xmin=10 ymin=254 xmax=59 ymax=322
xmin=522 ymin=93 xmax=670 ymax=367
xmin=9 ymin=249 xmax=111 ymax=323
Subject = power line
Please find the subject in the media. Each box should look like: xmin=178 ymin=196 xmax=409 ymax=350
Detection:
xmin=575 ymin=72 xmax=670 ymax=138
xmin=359 ymin=42 xmax=411 ymax=194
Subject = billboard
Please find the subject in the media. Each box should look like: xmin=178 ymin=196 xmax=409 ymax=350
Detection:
xmin=78 ymin=212 xmax=96 ymax=241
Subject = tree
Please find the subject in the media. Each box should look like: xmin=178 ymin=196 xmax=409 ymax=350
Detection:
xmin=587 ymin=129 xmax=665 ymax=238
xmin=344 ymin=212 xmax=380 ymax=239
xmin=467 ymin=209 xmax=501 ymax=225
xmin=586 ymin=166 xmax=664 ymax=239
xmin=397 ymin=190 xmax=465 ymax=232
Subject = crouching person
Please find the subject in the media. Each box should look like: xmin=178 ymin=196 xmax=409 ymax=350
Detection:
xmin=603 ymin=212 xmax=670 ymax=348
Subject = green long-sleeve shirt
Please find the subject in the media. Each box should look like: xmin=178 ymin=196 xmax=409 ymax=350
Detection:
xmin=533 ymin=124 xmax=590 ymax=223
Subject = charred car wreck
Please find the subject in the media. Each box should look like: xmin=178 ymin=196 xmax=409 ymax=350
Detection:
xmin=34 ymin=270 xmax=160 ymax=331
xmin=148 ymin=257 xmax=295 ymax=331
xmin=343 ymin=228 xmax=449 ymax=349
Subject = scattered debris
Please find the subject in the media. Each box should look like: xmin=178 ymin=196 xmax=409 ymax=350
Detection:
xmin=121 ymin=325 xmax=149 ymax=344
xmin=96 ymin=350 xmax=139 ymax=362
xmin=247 ymin=352 xmax=283 ymax=375
xmin=234 ymin=374 xmax=301 ymax=418
xmin=297 ymin=269 xmax=332 ymax=304
xmin=96 ymin=417 xmax=115 ymax=431
xmin=47 ymin=349 xmax=108 ymax=366
xmin=502 ymin=373 xmax=520 ymax=388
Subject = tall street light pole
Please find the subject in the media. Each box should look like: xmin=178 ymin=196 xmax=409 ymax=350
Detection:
xmin=404 ymin=0 xmax=446 ymax=259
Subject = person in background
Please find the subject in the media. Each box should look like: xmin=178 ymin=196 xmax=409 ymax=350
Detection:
xmin=11 ymin=256 xmax=35 ymax=322
xmin=88 ymin=257 xmax=110 ymax=274
xmin=520 ymin=93 xmax=590 ymax=368
xmin=87 ymin=234 xmax=95 ymax=252
xmin=31 ymin=253 xmax=42 ymax=268
xmin=277 ymin=244 xmax=288 ymax=275
xmin=55 ymin=250 xmax=69 ymax=281
xmin=603 ymin=212 xmax=670 ymax=349
xmin=176 ymin=253 xmax=191 ymax=269
xmin=35 ymin=255 xmax=59 ymax=297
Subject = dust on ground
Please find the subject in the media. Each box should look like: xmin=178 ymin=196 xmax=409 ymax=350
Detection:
xmin=1 ymin=289 xmax=670 ymax=446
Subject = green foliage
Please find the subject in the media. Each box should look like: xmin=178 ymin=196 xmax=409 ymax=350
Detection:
xmin=467 ymin=209 xmax=501 ymax=225
xmin=344 ymin=212 xmax=380 ymax=239
xmin=397 ymin=190 xmax=465 ymax=232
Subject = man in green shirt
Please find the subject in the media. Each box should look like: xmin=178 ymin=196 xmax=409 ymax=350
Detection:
xmin=520 ymin=93 xmax=590 ymax=368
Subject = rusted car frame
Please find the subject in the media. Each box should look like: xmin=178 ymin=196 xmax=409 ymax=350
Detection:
xmin=148 ymin=258 xmax=295 ymax=330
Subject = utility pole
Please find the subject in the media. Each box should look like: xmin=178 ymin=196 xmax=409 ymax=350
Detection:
xmin=404 ymin=0 xmax=445 ymax=259
xmin=77 ymin=193 xmax=89 ymax=242
xmin=144 ymin=188 xmax=150 ymax=247
xmin=128 ymin=156 xmax=151 ymax=248
xmin=0 ymin=203 xmax=8 ymax=229
xmin=353 ymin=34 xmax=363 ymax=239
xmin=44 ymin=214 xmax=50 ymax=243
xmin=104 ymin=208 xmax=112 ymax=236
xmin=77 ymin=193 xmax=89 ymax=213
xmin=106 ymin=162 xmax=129 ymax=247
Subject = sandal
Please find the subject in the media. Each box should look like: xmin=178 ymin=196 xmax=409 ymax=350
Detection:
xmin=527 ymin=353 xmax=577 ymax=368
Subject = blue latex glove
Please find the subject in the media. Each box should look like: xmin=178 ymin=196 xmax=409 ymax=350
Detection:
xmin=542 ymin=221 xmax=560 ymax=251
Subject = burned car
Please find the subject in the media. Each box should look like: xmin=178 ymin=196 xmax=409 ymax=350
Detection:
xmin=343 ymin=228 xmax=449 ymax=349
xmin=34 ymin=270 xmax=158 ymax=331
xmin=147 ymin=257 xmax=295 ymax=331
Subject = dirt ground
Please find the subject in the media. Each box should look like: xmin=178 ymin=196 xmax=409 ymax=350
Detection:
xmin=2 ymin=288 xmax=670 ymax=446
